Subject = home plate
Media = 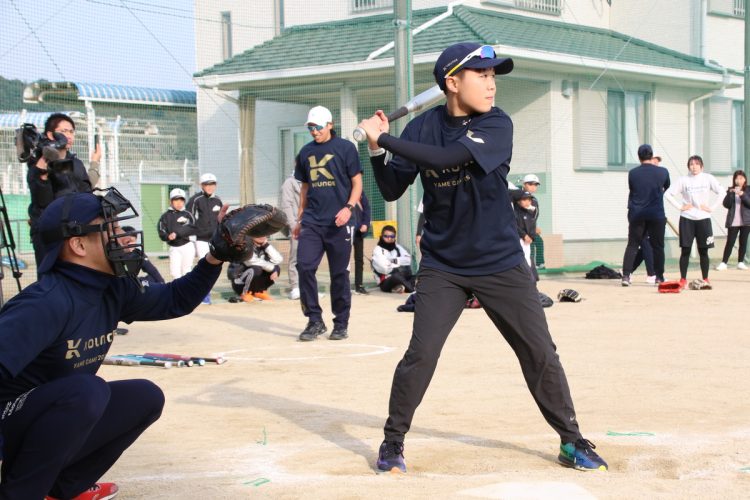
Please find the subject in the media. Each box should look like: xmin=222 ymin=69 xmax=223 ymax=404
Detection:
xmin=459 ymin=481 xmax=597 ymax=499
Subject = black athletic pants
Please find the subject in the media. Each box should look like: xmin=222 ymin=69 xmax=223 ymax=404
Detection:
xmin=383 ymin=265 xmax=582 ymax=444
xmin=721 ymin=226 xmax=750 ymax=264
xmin=297 ymin=223 xmax=353 ymax=327
xmin=622 ymin=218 xmax=666 ymax=279
xmin=0 ymin=374 xmax=164 ymax=499
xmin=353 ymin=231 xmax=365 ymax=289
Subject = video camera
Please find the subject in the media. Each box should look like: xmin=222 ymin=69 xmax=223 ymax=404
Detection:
xmin=15 ymin=123 xmax=72 ymax=173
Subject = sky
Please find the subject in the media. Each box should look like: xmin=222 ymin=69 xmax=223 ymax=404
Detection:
xmin=1 ymin=0 xmax=196 ymax=90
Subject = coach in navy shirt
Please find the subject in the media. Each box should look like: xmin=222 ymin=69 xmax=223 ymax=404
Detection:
xmin=293 ymin=105 xmax=363 ymax=342
xmin=358 ymin=42 xmax=608 ymax=474
xmin=621 ymin=144 xmax=671 ymax=286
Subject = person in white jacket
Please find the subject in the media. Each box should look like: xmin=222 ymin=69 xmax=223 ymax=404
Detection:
xmin=229 ymin=236 xmax=283 ymax=301
xmin=372 ymin=225 xmax=415 ymax=293
xmin=664 ymin=155 xmax=724 ymax=289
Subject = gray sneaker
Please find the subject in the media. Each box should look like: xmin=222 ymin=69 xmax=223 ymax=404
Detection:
xmin=621 ymin=275 xmax=631 ymax=287
xmin=299 ymin=321 xmax=327 ymax=341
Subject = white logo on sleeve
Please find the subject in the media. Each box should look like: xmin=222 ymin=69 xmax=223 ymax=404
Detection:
xmin=212 ymin=205 xmax=221 ymax=212
xmin=466 ymin=130 xmax=484 ymax=144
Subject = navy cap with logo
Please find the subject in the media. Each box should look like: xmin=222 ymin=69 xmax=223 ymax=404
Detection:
xmin=433 ymin=42 xmax=514 ymax=91
xmin=637 ymin=144 xmax=654 ymax=162
xmin=37 ymin=193 xmax=104 ymax=274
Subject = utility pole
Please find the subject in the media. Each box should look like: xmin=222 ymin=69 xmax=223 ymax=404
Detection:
xmin=392 ymin=0 xmax=414 ymax=248
xmin=745 ymin=0 xmax=749 ymax=176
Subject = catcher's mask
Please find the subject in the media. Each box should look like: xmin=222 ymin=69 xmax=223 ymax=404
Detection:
xmin=38 ymin=187 xmax=145 ymax=284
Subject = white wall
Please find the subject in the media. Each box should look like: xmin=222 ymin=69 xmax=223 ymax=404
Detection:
xmin=705 ymin=14 xmax=744 ymax=69
xmin=196 ymin=90 xmax=241 ymax=204
xmin=610 ymin=0 xmax=697 ymax=57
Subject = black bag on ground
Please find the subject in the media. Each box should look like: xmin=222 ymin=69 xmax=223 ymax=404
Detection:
xmin=585 ymin=265 xmax=622 ymax=279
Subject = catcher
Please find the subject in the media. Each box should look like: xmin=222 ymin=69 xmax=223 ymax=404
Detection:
xmin=0 ymin=189 xmax=284 ymax=499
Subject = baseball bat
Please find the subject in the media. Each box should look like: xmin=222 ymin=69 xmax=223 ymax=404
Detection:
xmin=104 ymin=356 xmax=173 ymax=369
xmin=352 ymin=85 xmax=445 ymax=142
xmin=144 ymin=353 xmax=204 ymax=366
xmin=125 ymin=354 xmax=185 ymax=368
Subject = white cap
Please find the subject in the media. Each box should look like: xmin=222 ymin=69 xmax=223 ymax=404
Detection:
xmin=199 ymin=173 xmax=217 ymax=184
xmin=169 ymin=188 xmax=186 ymax=200
xmin=522 ymin=174 xmax=541 ymax=185
xmin=306 ymin=106 xmax=332 ymax=126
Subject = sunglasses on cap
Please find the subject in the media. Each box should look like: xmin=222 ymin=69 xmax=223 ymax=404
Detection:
xmin=307 ymin=124 xmax=325 ymax=132
xmin=444 ymin=45 xmax=496 ymax=78
xmin=382 ymin=234 xmax=396 ymax=239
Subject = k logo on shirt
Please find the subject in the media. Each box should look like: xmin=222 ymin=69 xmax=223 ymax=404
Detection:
xmin=466 ymin=130 xmax=485 ymax=144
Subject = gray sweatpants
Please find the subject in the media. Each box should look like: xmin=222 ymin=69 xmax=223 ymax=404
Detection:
xmin=383 ymin=264 xmax=583 ymax=443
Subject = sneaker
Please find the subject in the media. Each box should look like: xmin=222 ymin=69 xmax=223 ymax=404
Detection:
xmin=289 ymin=287 xmax=300 ymax=300
xmin=46 ymin=482 xmax=119 ymax=500
xmin=355 ymin=285 xmax=369 ymax=295
xmin=241 ymin=292 xmax=257 ymax=303
xmin=679 ymin=278 xmax=688 ymax=290
xmin=202 ymin=294 xmax=212 ymax=304
xmin=299 ymin=321 xmax=327 ymax=341
xmin=738 ymin=262 xmax=748 ymax=270
xmin=558 ymin=439 xmax=608 ymax=471
xmin=376 ymin=440 xmax=406 ymax=473
xmin=329 ymin=325 xmax=349 ymax=340
xmin=715 ymin=262 xmax=728 ymax=271
xmin=645 ymin=275 xmax=656 ymax=284
xmin=253 ymin=291 xmax=273 ymax=301
xmin=392 ymin=284 xmax=406 ymax=293
xmin=621 ymin=276 xmax=631 ymax=287
xmin=537 ymin=263 xmax=546 ymax=270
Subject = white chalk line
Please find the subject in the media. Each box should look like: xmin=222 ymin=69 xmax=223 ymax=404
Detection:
xmin=219 ymin=343 xmax=395 ymax=362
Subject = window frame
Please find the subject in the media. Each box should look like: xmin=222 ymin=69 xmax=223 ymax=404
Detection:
xmin=606 ymin=89 xmax=651 ymax=170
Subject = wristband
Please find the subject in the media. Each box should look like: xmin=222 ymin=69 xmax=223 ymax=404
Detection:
xmin=368 ymin=147 xmax=386 ymax=157
xmin=344 ymin=204 xmax=354 ymax=211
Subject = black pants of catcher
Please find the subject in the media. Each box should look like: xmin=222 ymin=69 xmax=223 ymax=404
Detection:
xmin=383 ymin=265 xmax=582 ymax=444
xmin=622 ymin=218 xmax=666 ymax=279
xmin=0 ymin=374 xmax=164 ymax=499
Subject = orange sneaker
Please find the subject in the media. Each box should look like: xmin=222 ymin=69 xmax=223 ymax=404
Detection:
xmin=253 ymin=291 xmax=273 ymax=301
xmin=241 ymin=292 xmax=256 ymax=302
xmin=46 ymin=482 xmax=119 ymax=500
xmin=679 ymin=278 xmax=687 ymax=290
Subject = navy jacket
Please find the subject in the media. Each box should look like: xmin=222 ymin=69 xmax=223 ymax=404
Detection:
xmin=627 ymin=164 xmax=670 ymax=221
xmin=0 ymin=258 xmax=221 ymax=403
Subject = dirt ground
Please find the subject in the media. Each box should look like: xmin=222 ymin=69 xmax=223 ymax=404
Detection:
xmin=99 ymin=267 xmax=750 ymax=499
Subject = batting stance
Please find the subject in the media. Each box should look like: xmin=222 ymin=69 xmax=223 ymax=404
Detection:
xmin=293 ymin=106 xmax=363 ymax=341
xmin=0 ymin=190 xmax=283 ymax=499
xmin=357 ymin=42 xmax=608 ymax=473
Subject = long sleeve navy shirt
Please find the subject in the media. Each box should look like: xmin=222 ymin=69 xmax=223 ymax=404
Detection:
xmin=0 ymin=258 xmax=221 ymax=403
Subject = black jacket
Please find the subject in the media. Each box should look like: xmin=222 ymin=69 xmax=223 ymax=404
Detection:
xmin=157 ymin=209 xmax=197 ymax=247
xmin=27 ymin=154 xmax=92 ymax=222
xmin=514 ymin=204 xmax=537 ymax=240
xmin=186 ymin=191 xmax=223 ymax=241
xmin=722 ymin=188 xmax=750 ymax=227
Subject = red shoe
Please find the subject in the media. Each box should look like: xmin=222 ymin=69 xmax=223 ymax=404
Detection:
xmin=46 ymin=482 xmax=119 ymax=500
xmin=679 ymin=278 xmax=687 ymax=290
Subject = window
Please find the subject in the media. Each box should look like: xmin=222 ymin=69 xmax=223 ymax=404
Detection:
xmin=221 ymin=11 xmax=232 ymax=60
xmin=708 ymin=0 xmax=745 ymax=17
xmin=514 ymin=0 xmax=561 ymax=15
xmin=352 ymin=0 xmax=392 ymax=12
xmin=731 ymin=101 xmax=744 ymax=170
xmin=735 ymin=0 xmax=745 ymax=16
xmin=607 ymin=90 xmax=649 ymax=167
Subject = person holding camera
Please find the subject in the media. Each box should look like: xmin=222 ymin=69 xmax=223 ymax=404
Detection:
xmin=371 ymin=225 xmax=415 ymax=294
xmin=716 ymin=170 xmax=750 ymax=271
xmin=25 ymin=113 xmax=102 ymax=270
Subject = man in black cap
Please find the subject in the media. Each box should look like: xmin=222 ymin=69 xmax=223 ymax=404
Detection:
xmin=357 ymin=42 xmax=608 ymax=474
xmin=621 ymin=144 xmax=671 ymax=286
xmin=0 ymin=190 xmax=227 ymax=499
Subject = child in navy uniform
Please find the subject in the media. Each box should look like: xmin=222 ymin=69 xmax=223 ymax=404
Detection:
xmin=292 ymin=106 xmax=363 ymax=341
xmin=358 ymin=42 xmax=607 ymax=474
xmin=513 ymin=190 xmax=538 ymax=281
xmin=157 ymin=188 xmax=197 ymax=280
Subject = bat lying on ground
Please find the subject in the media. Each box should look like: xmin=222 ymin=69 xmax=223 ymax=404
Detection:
xmin=104 ymin=356 xmax=173 ymax=369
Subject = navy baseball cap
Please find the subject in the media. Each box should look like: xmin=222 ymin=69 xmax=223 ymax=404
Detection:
xmin=637 ymin=144 xmax=654 ymax=161
xmin=434 ymin=42 xmax=514 ymax=91
xmin=38 ymin=193 xmax=104 ymax=274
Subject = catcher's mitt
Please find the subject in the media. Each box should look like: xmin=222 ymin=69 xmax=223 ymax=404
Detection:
xmin=688 ymin=279 xmax=712 ymax=291
xmin=209 ymin=204 xmax=287 ymax=262
xmin=557 ymin=288 xmax=582 ymax=303
xmin=657 ymin=280 xmax=682 ymax=293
